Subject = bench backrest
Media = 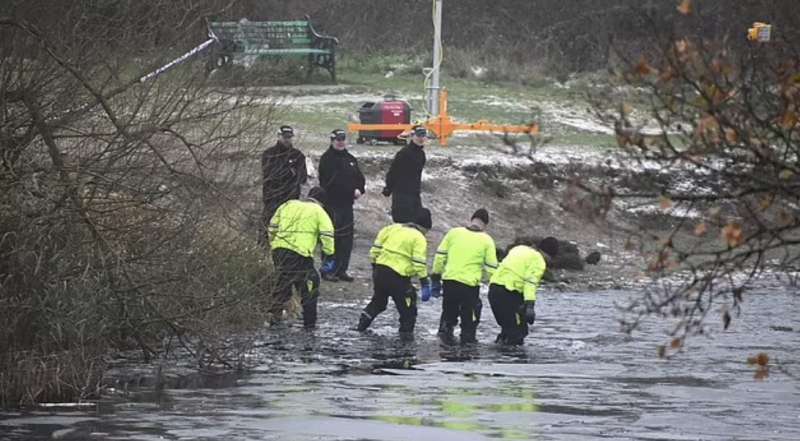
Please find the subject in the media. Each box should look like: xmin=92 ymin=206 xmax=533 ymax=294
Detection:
xmin=209 ymin=21 xmax=313 ymax=50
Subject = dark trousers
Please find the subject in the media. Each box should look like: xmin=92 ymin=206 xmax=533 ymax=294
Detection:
xmin=391 ymin=192 xmax=422 ymax=223
xmin=363 ymin=264 xmax=417 ymax=333
xmin=488 ymin=283 xmax=528 ymax=345
xmin=440 ymin=280 xmax=482 ymax=340
xmin=325 ymin=203 xmax=354 ymax=276
xmin=271 ymin=248 xmax=320 ymax=328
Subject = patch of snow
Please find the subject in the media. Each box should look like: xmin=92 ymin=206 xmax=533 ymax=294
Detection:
xmin=544 ymin=104 xmax=614 ymax=134
xmin=622 ymin=202 xmax=703 ymax=219
xmin=472 ymin=96 xmax=530 ymax=111
xmin=287 ymin=94 xmax=399 ymax=106
xmin=305 ymin=158 xmax=317 ymax=180
xmin=470 ymin=66 xmax=487 ymax=79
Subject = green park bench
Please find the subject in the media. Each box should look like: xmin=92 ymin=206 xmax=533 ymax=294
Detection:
xmin=207 ymin=16 xmax=339 ymax=82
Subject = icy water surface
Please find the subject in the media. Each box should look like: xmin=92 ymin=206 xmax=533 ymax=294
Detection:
xmin=2 ymin=288 xmax=799 ymax=440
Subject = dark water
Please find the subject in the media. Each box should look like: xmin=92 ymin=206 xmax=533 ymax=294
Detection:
xmin=2 ymin=288 xmax=799 ymax=441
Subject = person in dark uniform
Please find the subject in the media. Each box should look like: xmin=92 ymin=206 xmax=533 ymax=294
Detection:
xmin=318 ymin=129 xmax=366 ymax=282
xmin=382 ymin=125 xmax=427 ymax=223
xmin=261 ymin=125 xmax=307 ymax=243
xmin=355 ymin=208 xmax=433 ymax=342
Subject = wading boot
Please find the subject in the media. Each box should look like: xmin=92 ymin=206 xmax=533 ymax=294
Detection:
xmin=437 ymin=323 xmax=457 ymax=346
xmin=337 ymin=273 xmax=355 ymax=282
xmin=321 ymin=272 xmax=339 ymax=282
xmin=399 ymin=331 xmax=415 ymax=342
xmin=460 ymin=328 xmax=477 ymax=345
xmin=355 ymin=312 xmax=374 ymax=332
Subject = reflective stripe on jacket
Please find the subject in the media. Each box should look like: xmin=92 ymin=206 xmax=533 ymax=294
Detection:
xmin=432 ymin=226 xmax=498 ymax=287
xmin=369 ymin=223 xmax=428 ymax=279
xmin=489 ymin=245 xmax=546 ymax=301
xmin=268 ymin=199 xmax=334 ymax=258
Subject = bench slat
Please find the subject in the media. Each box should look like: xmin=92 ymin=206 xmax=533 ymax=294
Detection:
xmin=242 ymin=48 xmax=331 ymax=55
xmin=210 ymin=20 xmax=309 ymax=26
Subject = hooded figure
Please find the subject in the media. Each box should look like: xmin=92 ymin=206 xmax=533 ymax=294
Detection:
xmin=487 ymin=236 xmax=559 ymax=345
xmin=268 ymin=186 xmax=334 ymax=329
xmin=430 ymin=208 xmax=498 ymax=345
xmin=356 ymin=208 xmax=433 ymax=341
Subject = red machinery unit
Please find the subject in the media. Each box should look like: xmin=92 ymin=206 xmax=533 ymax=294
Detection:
xmin=356 ymin=96 xmax=411 ymax=144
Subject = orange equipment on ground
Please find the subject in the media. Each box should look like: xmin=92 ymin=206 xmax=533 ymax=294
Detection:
xmin=346 ymin=89 xmax=539 ymax=146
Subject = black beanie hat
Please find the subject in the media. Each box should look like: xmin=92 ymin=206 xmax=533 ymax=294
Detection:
xmin=415 ymin=208 xmax=432 ymax=230
xmin=307 ymin=186 xmax=326 ymax=202
xmin=471 ymin=208 xmax=489 ymax=225
xmin=537 ymin=236 xmax=559 ymax=257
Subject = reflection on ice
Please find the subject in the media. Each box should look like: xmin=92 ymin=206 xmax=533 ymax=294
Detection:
xmin=1 ymin=290 xmax=798 ymax=440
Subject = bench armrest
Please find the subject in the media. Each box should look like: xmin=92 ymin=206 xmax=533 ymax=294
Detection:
xmin=305 ymin=15 xmax=339 ymax=48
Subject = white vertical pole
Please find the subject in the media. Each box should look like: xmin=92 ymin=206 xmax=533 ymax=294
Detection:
xmin=427 ymin=0 xmax=443 ymax=116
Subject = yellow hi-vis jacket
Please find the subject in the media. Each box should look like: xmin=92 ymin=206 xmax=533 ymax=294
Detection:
xmin=268 ymin=198 xmax=334 ymax=258
xmin=432 ymin=226 xmax=498 ymax=287
xmin=489 ymin=245 xmax=546 ymax=301
xmin=369 ymin=223 xmax=428 ymax=279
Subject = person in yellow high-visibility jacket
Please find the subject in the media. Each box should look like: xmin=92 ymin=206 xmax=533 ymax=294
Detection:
xmin=488 ymin=237 xmax=559 ymax=345
xmin=430 ymin=208 xmax=498 ymax=345
xmin=355 ymin=208 xmax=432 ymax=341
xmin=268 ymin=186 xmax=335 ymax=329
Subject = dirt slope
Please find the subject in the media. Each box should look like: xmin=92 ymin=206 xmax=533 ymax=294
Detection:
xmin=286 ymin=144 xmax=656 ymax=296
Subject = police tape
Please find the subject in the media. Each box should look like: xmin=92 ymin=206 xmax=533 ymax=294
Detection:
xmin=139 ymin=36 xmax=218 ymax=83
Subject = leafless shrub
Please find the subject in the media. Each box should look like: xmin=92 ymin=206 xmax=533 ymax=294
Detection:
xmin=0 ymin=0 xmax=286 ymax=406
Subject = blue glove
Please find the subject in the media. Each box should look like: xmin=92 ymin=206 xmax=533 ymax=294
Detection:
xmin=430 ymin=278 xmax=442 ymax=298
xmin=321 ymin=257 xmax=336 ymax=274
xmin=419 ymin=278 xmax=432 ymax=302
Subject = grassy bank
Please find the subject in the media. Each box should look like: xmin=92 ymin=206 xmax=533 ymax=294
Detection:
xmin=250 ymin=53 xmax=618 ymax=151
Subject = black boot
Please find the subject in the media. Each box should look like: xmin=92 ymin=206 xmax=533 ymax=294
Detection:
xmin=438 ymin=324 xmax=457 ymax=346
xmin=355 ymin=312 xmax=373 ymax=332
xmin=460 ymin=328 xmax=477 ymax=345
xmin=399 ymin=331 xmax=415 ymax=342
xmin=437 ymin=315 xmax=456 ymax=345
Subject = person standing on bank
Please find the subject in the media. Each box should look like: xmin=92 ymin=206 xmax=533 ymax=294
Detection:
xmin=318 ymin=129 xmax=366 ymax=282
xmin=488 ymin=237 xmax=559 ymax=345
xmin=268 ymin=186 xmax=335 ymax=329
xmin=355 ymin=208 xmax=433 ymax=341
xmin=261 ymin=125 xmax=308 ymax=243
xmin=430 ymin=208 xmax=498 ymax=345
xmin=382 ymin=125 xmax=427 ymax=223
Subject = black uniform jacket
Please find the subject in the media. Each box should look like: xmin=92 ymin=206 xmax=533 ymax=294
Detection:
xmin=261 ymin=141 xmax=308 ymax=201
xmin=319 ymin=146 xmax=366 ymax=206
xmin=384 ymin=141 xmax=425 ymax=196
